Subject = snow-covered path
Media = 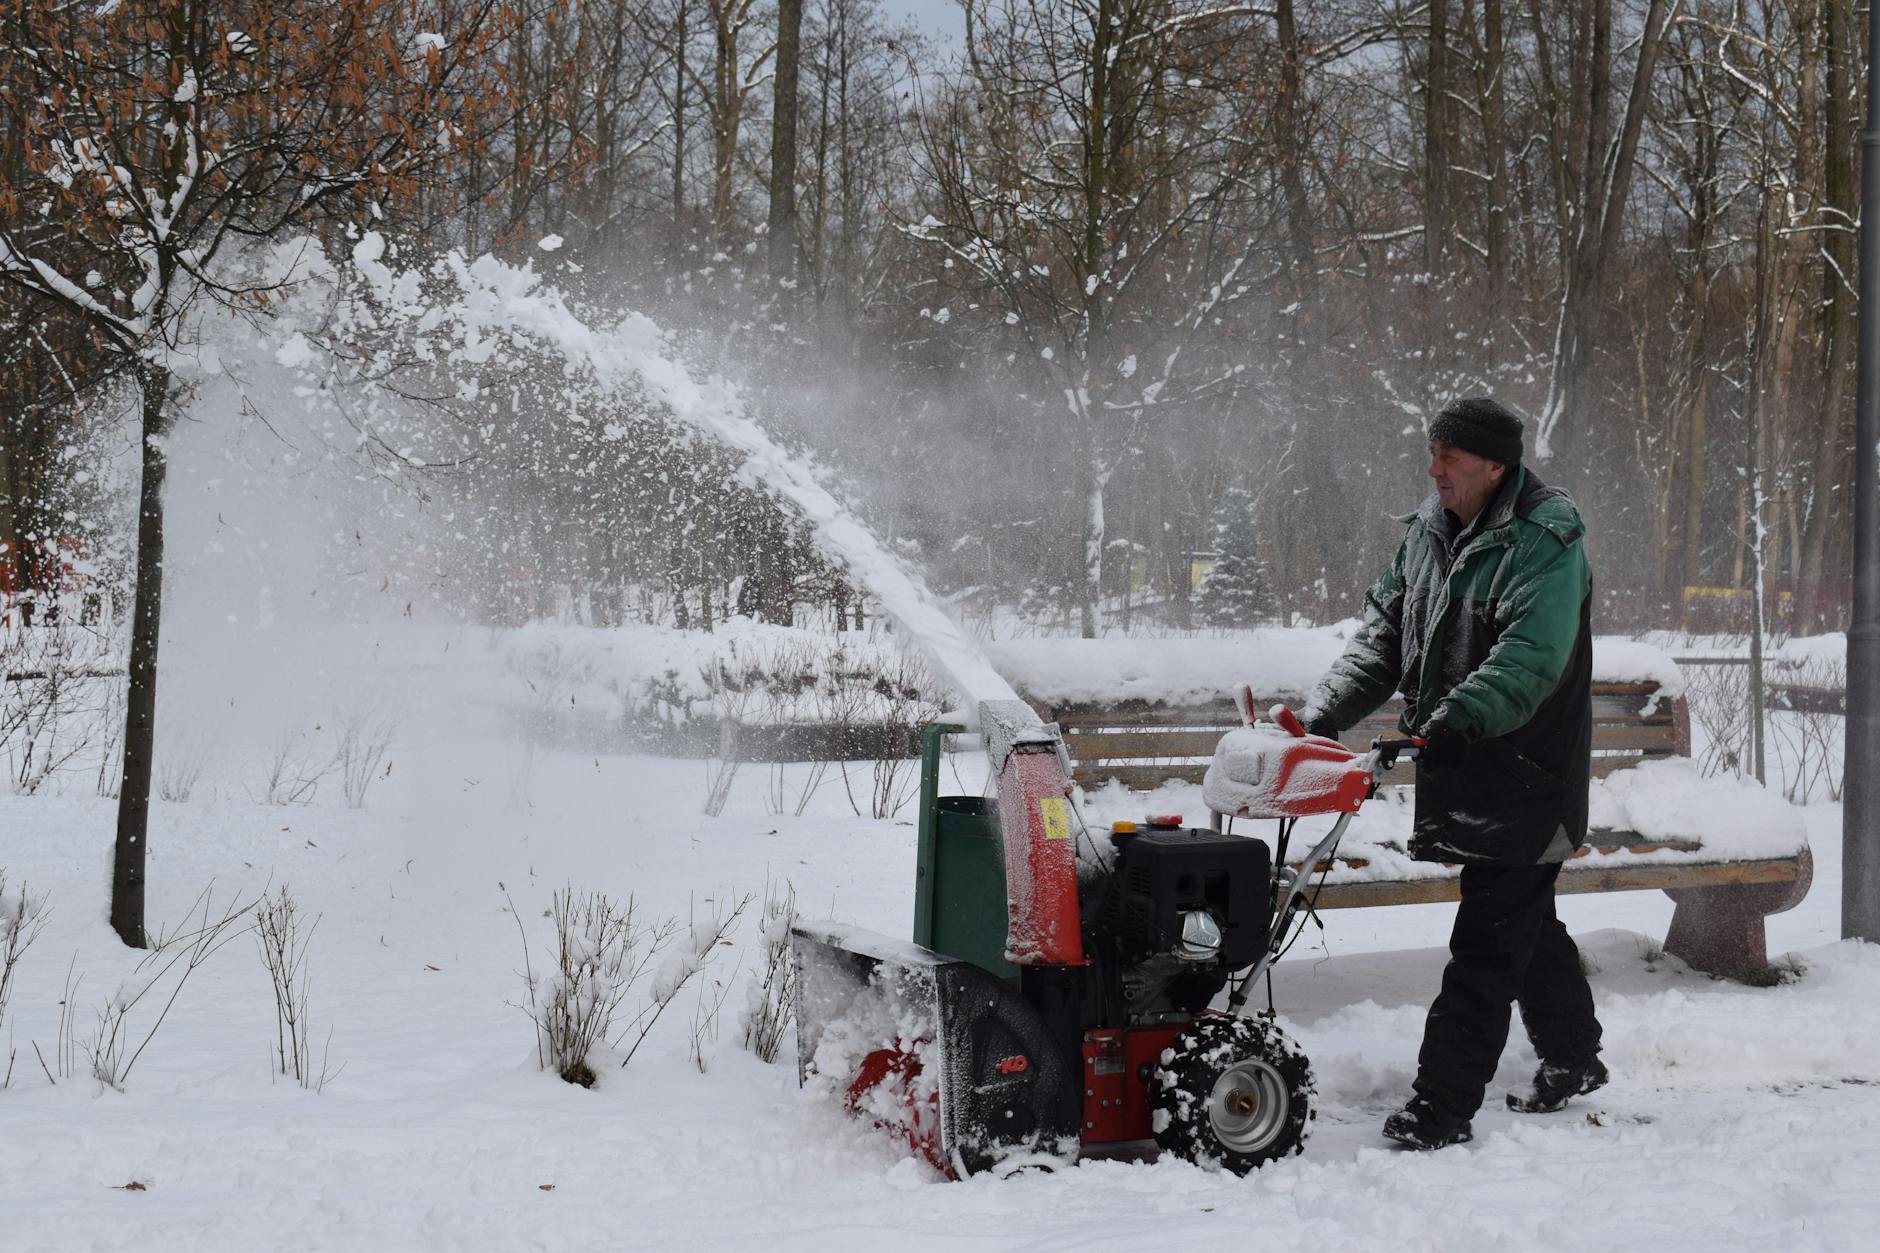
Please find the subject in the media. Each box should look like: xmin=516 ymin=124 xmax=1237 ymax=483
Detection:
xmin=3 ymin=701 xmax=1876 ymax=1252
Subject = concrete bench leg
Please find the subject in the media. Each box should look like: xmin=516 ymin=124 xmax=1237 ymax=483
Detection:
xmin=1662 ymin=847 xmax=1814 ymax=982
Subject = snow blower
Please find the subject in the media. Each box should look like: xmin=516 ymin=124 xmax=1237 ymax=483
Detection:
xmin=792 ymin=692 xmax=1420 ymax=1177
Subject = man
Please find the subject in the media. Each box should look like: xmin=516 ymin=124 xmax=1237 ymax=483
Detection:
xmin=1298 ymin=396 xmax=1606 ymax=1150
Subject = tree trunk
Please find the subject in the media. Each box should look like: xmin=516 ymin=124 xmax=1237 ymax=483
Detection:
xmin=112 ymin=368 xmax=172 ymax=949
xmin=1525 ymin=0 xmax=1571 ymax=275
xmin=0 ymin=417 xmax=18 ymax=599
xmin=1075 ymin=0 xmax=1117 ymax=640
xmin=1081 ymin=453 xmax=1106 ymax=639
xmin=807 ymin=4 xmax=833 ymax=304
xmin=1479 ymin=0 xmax=1508 ymax=335
xmin=834 ymin=2 xmax=856 ymax=330
xmin=1275 ymin=0 xmax=1316 ymax=290
xmin=1424 ymin=0 xmax=1452 ymax=270
xmin=710 ymin=6 xmax=743 ymax=249
xmin=767 ymin=0 xmax=803 ymax=283
xmin=1797 ymin=0 xmax=1858 ymax=629
xmin=670 ymin=0 xmax=689 ymax=270
xmin=1679 ymin=367 xmax=1710 ymax=621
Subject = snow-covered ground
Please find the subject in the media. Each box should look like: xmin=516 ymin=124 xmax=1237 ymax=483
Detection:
xmin=3 ymin=651 xmax=1877 ymax=1252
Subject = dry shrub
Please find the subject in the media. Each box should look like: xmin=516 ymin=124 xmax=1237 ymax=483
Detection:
xmin=87 ymin=886 xmax=251 ymax=1090
xmin=616 ymin=892 xmax=749 ymax=1069
xmin=256 ymin=886 xmax=336 ymax=1090
xmin=510 ymin=885 xmax=670 ymax=1087
xmin=1 ymin=874 xmax=49 ymax=1085
xmin=739 ymin=880 xmax=797 ymax=1065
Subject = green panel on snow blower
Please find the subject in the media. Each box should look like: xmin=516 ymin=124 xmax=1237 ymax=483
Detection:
xmin=913 ymin=723 xmax=1017 ymax=981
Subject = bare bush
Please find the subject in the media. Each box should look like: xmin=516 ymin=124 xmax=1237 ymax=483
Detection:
xmin=504 ymin=635 xmax=604 ymax=809
xmin=2 ymin=627 xmax=107 ymax=794
xmin=255 ymin=724 xmax=339 ymax=806
xmin=739 ymin=880 xmax=797 ymax=1065
xmin=1684 ymin=654 xmax=1846 ymax=802
xmin=688 ymin=970 xmax=735 ymax=1074
xmin=703 ymin=717 xmax=745 ymax=818
xmin=32 ymin=956 xmax=84 ymax=1085
xmin=840 ymin=650 xmax=941 ymax=819
xmin=765 ymin=758 xmax=829 ymax=818
xmin=1 ymin=874 xmax=49 ymax=1084
xmin=1766 ymin=657 xmax=1845 ymax=803
xmin=94 ymin=677 xmax=126 ymax=800
xmin=762 ymin=641 xmax=831 ymax=818
xmin=617 ymin=892 xmax=750 ymax=1069
xmin=255 ymin=887 xmax=336 ymax=1090
xmin=701 ymin=652 xmax=759 ymax=817
xmin=510 ymin=885 xmax=671 ymax=1087
xmin=87 ymin=887 xmax=252 ymax=1090
xmin=156 ymin=733 xmax=211 ymax=804
xmin=1684 ymin=662 xmax=1751 ymax=777
xmin=334 ymin=699 xmax=400 ymax=809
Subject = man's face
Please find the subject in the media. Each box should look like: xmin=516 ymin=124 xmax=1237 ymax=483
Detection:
xmin=1428 ymin=441 xmax=1507 ymax=524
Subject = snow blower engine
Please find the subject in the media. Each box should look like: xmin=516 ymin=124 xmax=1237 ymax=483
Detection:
xmin=792 ymin=690 xmax=1421 ymax=1177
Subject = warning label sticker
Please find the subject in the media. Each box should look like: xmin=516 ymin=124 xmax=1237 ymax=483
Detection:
xmin=1039 ymin=796 xmax=1071 ymax=840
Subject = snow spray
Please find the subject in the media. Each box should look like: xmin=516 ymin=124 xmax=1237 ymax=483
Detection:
xmin=391 ymin=245 xmax=1020 ymax=716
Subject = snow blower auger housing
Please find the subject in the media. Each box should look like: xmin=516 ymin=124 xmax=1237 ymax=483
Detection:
xmin=791 ymin=696 xmax=1419 ymax=1178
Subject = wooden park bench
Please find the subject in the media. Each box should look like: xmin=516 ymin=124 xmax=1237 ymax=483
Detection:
xmin=1765 ymin=681 xmax=1845 ymax=716
xmin=1024 ymin=682 xmax=1813 ymax=983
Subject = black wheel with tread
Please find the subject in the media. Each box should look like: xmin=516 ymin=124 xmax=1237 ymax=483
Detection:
xmin=1152 ymin=1014 xmax=1315 ymax=1173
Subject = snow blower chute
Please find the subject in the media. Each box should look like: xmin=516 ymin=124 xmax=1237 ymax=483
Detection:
xmin=791 ymin=692 xmax=1420 ymax=1176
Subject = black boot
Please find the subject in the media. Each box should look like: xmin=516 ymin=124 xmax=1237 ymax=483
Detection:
xmin=1506 ymin=1056 xmax=1608 ymax=1114
xmin=1382 ymin=1097 xmax=1474 ymax=1150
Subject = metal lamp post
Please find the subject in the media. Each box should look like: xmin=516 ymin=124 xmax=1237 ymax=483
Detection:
xmin=1846 ymin=3 xmax=1880 ymax=942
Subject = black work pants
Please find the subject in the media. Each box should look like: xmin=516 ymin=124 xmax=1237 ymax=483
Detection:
xmin=1412 ymin=862 xmax=1602 ymax=1119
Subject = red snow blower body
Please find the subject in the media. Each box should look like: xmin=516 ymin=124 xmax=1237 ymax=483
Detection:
xmin=792 ymin=695 xmax=1419 ymax=1177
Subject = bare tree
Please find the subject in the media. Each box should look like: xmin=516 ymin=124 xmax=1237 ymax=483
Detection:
xmin=913 ymin=1 xmax=1298 ymax=635
xmin=0 ymin=0 xmax=503 ymax=945
xmin=1533 ymin=0 xmax=1682 ymax=459
xmin=694 ymin=0 xmax=777 ymax=249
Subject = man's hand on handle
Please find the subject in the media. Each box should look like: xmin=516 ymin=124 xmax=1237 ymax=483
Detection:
xmin=1416 ymin=718 xmax=1469 ymax=770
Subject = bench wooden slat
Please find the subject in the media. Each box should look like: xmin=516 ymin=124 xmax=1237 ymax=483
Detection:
xmin=1077 ymin=764 xmax=1211 ymax=790
xmin=1331 ymin=702 xmax=1675 ymax=727
xmin=1046 ymin=684 xmax=1677 ymax=727
xmin=1579 ymin=681 xmax=1679 ymax=696
xmin=1283 ymin=830 xmax=1701 ymax=859
xmin=1585 ymin=724 xmax=1686 ymax=751
xmin=1077 ymin=752 xmax=1671 ymax=791
xmin=1325 ymin=724 xmax=1677 ymax=752
xmin=1054 ymin=709 xmax=1671 ymax=736
xmin=1062 ymin=729 xmax=1234 ymax=758
xmin=1064 ymin=723 xmax=1676 ymax=755
xmin=1305 ymin=856 xmax=1801 ymax=910
xmin=1591 ymin=752 xmax=1677 ymax=778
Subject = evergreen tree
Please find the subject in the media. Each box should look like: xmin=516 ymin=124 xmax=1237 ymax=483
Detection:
xmin=1198 ymin=487 xmax=1276 ymax=626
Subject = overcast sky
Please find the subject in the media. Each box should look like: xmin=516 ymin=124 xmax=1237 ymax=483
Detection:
xmin=880 ymin=0 xmax=964 ymax=44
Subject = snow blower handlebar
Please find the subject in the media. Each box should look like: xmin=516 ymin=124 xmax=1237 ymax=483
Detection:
xmin=1214 ymin=716 xmax=1424 ymax=1008
xmin=1370 ymin=736 xmax=1424 ymax=771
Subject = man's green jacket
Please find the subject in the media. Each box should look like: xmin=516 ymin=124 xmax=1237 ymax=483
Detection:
xmin=1304 ymin=466 xmax=1594 ymax=866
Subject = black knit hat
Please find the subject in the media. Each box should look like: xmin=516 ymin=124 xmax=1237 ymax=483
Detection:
xmin=1428 ymin=396 xmax=1523 ymax=466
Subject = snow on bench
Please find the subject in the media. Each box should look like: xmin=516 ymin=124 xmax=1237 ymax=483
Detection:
xmin=989 ymin=634 xmax=1810 ymax=982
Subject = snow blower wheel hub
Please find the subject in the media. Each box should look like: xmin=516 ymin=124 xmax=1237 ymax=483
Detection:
xmin=1209 ymin=1060 xmax=1290 ymax=1153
